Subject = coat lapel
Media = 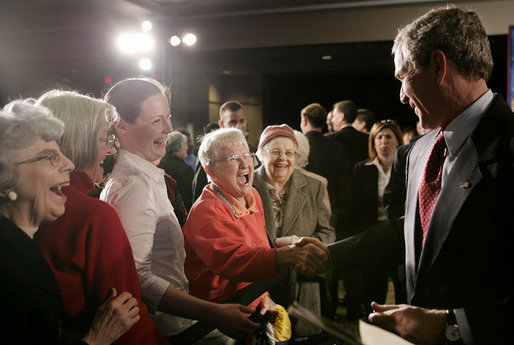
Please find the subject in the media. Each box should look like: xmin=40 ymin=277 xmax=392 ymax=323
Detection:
xmin=404 ymin=130 xmax=436 ymax=297
xmin=253 ymin=167 xmax=278 ymax=241
xmin=416 ymin=138 xmax=482 ymax=282
xmin=281 ymin=171 xmax=307 ymax=237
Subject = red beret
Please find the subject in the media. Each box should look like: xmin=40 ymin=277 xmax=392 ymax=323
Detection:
xmin=258 ymin=124 xmax=298 ymax=151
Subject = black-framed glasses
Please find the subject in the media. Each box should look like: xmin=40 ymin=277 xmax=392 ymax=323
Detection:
xmin=15 ymin=150 xmax=62 ymax=167
xmin=213 ymin=152 xmax=255 ymax=166
xmin=99 ymin=134 xmax=116 ymax=148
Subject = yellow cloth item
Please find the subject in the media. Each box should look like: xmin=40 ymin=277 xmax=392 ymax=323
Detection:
xmin=271 ymin=304 xmax=292 ymax=342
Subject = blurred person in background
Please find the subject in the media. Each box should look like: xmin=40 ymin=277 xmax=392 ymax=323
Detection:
xmin=159 ymin=131 xmax=194 ymax=211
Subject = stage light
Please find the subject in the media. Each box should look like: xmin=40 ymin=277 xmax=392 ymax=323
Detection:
xmin=117 ymin=32 xmax=155 ymax=54
xmin=169 ymin=35 xmax=181 ymax=47
xmin=139 ymin=58 xmax=153 ymax=71
xmin=142 ymin=21 xmax=152 ymax=32
xmin=182 ymin=33 xmax=197 ymax=46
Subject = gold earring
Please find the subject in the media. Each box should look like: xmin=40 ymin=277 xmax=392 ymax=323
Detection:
xmin=7 ymin=190 xmax=18 ymax=201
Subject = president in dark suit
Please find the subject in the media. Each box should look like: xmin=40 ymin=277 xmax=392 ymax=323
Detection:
xmin=301 ymin=6 xmax=513 ymax=344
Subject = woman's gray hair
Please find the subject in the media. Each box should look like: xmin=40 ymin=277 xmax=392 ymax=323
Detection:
xmin=0 ymin=100 xmax=64 ymax=192
xmin=166 ymin=131 xmax=187 ymax=157
xmin=392 ymin=6 xmax=493 ymax=81
xmin=36 ymin=90 xmax=118 ymax=171
xmin=293 ymin=130 xmax=310 ymax=168
xmin=198 ymin=128 xmax=248 ymax=169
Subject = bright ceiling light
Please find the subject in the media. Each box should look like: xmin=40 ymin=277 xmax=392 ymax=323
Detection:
xmin=139 ymin=58 xmax=153 ymax=71
xmin=117 ymin=32 xmax=155 ymax=54
xmin=142 ymin=21 xmax=152 ymax=32
xmin=182 ymin=33 xmax=197 ymax=46
xmin=169 ymin=35 xmax=181 ymax=47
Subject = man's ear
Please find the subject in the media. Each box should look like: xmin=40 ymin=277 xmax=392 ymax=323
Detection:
xmin=431 ymin=49 xmax=447 ymax=85
xmin=217 ymin=119 xmax=223 ymax=128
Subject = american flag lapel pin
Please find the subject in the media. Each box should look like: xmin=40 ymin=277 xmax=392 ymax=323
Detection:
xmin=459 ymin=181 xmax=471 ymax=189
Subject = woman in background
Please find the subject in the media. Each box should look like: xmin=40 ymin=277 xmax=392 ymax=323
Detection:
xmin=351 ymin=119 xmax=403 ymax=314
xmin=158 ymin=131 xmax=194 ymax=211
xmin=35 ymin=90 xmax=168 ymax=345
xmin=292 ymin=130 xmax=331 ymax=216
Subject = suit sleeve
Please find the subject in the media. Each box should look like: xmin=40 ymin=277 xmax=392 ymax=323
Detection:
xmin=328 ymin=218 xmax=405 ymax=272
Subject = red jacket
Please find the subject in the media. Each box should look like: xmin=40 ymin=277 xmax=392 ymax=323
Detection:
xmin=183 ymin=185 xmax=278 ymax=303
xmin=35 ymin=171 xmax=168 ymax=345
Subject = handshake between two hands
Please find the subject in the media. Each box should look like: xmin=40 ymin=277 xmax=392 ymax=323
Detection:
xmin=290 ymin=237 xmax=329 ymax=276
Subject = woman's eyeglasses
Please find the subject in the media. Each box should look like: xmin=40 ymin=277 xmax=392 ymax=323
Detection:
xmin=15 ymin=150 xmax=63 ymax=167
xmin=99 ymin=134 xmax=117 ymax=148
xmin=213 ymin=152 xmax=255 ymax=166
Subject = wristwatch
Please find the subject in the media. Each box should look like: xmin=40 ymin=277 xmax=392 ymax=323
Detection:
xmin=445 ymin=309 xmax=461 ymax=342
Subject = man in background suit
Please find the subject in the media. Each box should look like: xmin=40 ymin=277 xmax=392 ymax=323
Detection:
xmin=325 ymin=100 xmax=368 ymax=173
xmin=192 ymin=101 xmax=250 ymax=202
xmin=302 ymin=6 xmax=514 ymax=344
xmin=300 ymin=103 xmax=349 ymax=230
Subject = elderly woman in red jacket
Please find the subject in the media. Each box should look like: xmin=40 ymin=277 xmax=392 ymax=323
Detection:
xmin=183 ymin=128 xmax=327 ymax=307
xmin=34 ymin=90 xmax=168 ymax=345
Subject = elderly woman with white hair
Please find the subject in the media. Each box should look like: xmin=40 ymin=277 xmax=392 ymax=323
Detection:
xmin=0 ymin=100 xmax=139 ymax=344
xmin=293 ymin=130 xmax=331 ymax=216
xmin=158 ymin=131 xmax=194 ymax=211
xmin=253 ymin=124 xmax=335 ymax=337
xmin=183 ymin=128 xmax=327 ymax=308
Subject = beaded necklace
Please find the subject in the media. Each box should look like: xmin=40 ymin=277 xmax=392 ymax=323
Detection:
xmin=211 ymin=183 xmax=240 ymax=217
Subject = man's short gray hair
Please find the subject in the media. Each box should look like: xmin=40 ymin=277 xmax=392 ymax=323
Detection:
xmin=392 ymin=6 xmax=493 ymax=81
xmin=0 ymin=100 xmax=64 ymax=192
xmin=198 ymin=128 xmax=248 ymax=169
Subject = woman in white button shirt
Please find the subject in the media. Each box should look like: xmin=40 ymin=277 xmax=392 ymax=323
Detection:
xmin=100 ymin=78 xmax=259 ymax=342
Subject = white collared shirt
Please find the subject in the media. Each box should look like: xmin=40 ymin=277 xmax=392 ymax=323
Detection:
xmin=442 ymin=90 xmax=494 ymax=186
xmin=100 ymin=149 xmax=192 ymax=336
xmin=365 ymin=157 xmax=391 ymax=222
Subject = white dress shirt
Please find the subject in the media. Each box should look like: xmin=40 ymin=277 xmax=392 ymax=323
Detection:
xmin=100 ymin=149 xmax=192 ymax=336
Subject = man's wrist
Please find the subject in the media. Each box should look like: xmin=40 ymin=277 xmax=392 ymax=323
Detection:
xmin=444 ymin=309 xmax=461 ymax=343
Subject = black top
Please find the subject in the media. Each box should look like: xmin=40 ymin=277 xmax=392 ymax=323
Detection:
xmin=159 ymin=155 xmax=194 ymax=211
xmin=0 ymin=215 xmax=63 ymax=344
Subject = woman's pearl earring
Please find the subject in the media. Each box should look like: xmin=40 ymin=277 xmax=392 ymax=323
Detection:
xmin=7 ymin=190 xmax=18 ymax=201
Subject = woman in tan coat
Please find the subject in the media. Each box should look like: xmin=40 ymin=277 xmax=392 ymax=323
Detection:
xmin=253 ymin=124 xmax=335 ymax=338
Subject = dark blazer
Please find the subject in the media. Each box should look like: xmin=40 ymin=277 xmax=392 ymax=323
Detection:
xmin=192 ymin=160 xmax=208 ymax=203
xmin=0 ymin=216 xmax=64 ymax=344
xmin=350 ymin=161 xmax=380 ymax=234
xmin=304 ymin=130 xmax=350 ymax=220
xmin=325 ymin=125 xmax=369 ymax=173
xmin=158 ymin=155 xmax=194 ymax=210
xmin=328 ymin=94 xmax=514 ymax=344
xmin=383 ymin=142 xmax=414 ymax=220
